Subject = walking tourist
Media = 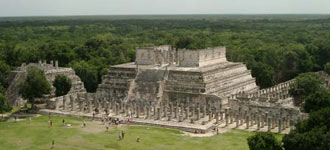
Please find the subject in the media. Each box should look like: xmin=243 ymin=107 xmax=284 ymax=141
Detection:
xmin=82 ymin=120 xmax=86 ymax=127
xmin=51 ymin=140 xmax=55 ymax=149
xmin=121 ymin=131 xmax=125 ymax=139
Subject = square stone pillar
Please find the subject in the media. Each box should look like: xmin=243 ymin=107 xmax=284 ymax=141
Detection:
xmin=196 ymin=108 xmax=200 ymax=121
xmin=180 ymin=103 xmax=184 ymax=116
xmin=236 ymin=114 xmax=239 ymax=128
xmin=102 ymin=100 xmax=107 ymax=112
xmin=225 ymin=113 xmax=229 ymax=126
xmin=146 ymin=107 xmax=150 ymax=119
xmin=261 ymin=115 xmax=265 ymax=128
xmin=244 ymin=110 xmax=248 ymax=123
xmin=156 ymin=108 xmax=161 ymax=120
xmin=163 ymin=106 xmax=167 ymax=118
xmin=240 ymin=112 xmax=244 ymax=125
xmin=174 ymin=106 xmax=178 ymax=118
xmin=169 ymin=103 xmax=173 ymax=116
xmin=126 ymin=105 xmax=130 ymax=117
xmin=106 ymin=102 xmax=111 ymax=114
xmin=246 ymin=115 xmax=250 ymax=129
xmin=55 ymin=97 xmax=60 ymax=110
xmin=154 ymin=105 xmax=157 ymax=116
xmin=224 ymin=108 xmax=228 ymax=120
xmin=278 ymin=119 xmax=282 ymax=133
xmin=80 ymin=101 xmax=84 ymax=112
xmin=115 ymin=103 xmax=119 ymax=115
xmin=286 ymin=115 xmax=290 ymax=129
xmin=185 ymin=107 xmax=190 ymax=120
xmin=202 ymin=105 xmax=206 ymax=118
xmin=216 ymin=112 xmax=219 ymax=124
xmin=268 ymin=117 xmax=272 ymax=132
xmin=70 ymin=95 xmax=75 ymax=111
xmin=88 ymin=100 xmax=93 ymax=113
xmin=257 ymin=116 xmax=260 ymax=130
xmin=191 ymin=105 xmax=195 ymax=118
xmin=265 ymin=112 xmax=268 ymax=126
xmin=229 ymin=109 xmax=233 ymax=124
xmin=250 ymin=112 xmax=254 ymax=127
xmin=272 ymin=117 xmax=276 ymax=129
xmin=63 ymin=96 xmax=67 ymax=110
xmin=220 ymin=112 xmax=224 ymax=121
xmin=136 ymin=105 xmax=140 ymax=118
xmin=179 ymin=115 xmax=183 ymax=122
xmin=168 ymin=115 xmax=172 ymax=121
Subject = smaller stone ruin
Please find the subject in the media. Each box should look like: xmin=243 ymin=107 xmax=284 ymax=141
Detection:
xmin=6 ymin=60 xmax=86 ymax=107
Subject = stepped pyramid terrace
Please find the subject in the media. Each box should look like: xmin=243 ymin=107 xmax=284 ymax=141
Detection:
xmin=8 ymin=46 xmax=308 ymax=134
xmin=96 ymin=45 xmax=259 ymax=106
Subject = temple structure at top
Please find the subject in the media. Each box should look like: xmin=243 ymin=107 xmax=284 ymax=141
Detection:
xmin=96 ymin=45 xmax=259 ymax=107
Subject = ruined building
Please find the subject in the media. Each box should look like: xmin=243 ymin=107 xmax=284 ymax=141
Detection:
xmin=43 ymin=46 xmax=307 ymax=133
xmin=6 ymin=60 xmax=86 ymax=106
xmin=96 ymin=45 xmax=259 ymax=108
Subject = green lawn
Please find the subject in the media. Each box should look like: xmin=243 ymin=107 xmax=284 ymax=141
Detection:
xmin=0 ymin=115 xmax=283 ymax=150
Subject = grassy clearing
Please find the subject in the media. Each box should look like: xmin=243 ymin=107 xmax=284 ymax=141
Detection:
xmin=0 ymin=115 xmax=283 ymax=150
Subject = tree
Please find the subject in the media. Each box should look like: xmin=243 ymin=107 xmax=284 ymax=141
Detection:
xmin=324 ymin=62 xmax=330 ymax=75
xmin=0 ymin=61 xmax=11 ymax=88
xmin=247 ymin=132 xmax=282 ymax=150
xmin=0 ymin=84 xmax=11 ymax=119
xmin=0 ymin=83 xmax=4 ymax=94
xmin=70 ymin=61 xmax=98 ymax=92
xmin=304 ymin=89 xmax=330 ymax=113
xmin=289 ymin=73 xmax=324 ymax=106
xmin=19 ymin=66 xmax=51 ymax=109
xmin=250 ymin=62 xmax=275 ymax=88
xmin=282 ymin=108 xmax=330 ymax=150
xmin=53 ymin=75 xmax=72 ymax=97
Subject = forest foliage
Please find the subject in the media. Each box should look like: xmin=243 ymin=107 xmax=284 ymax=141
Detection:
xmin=0 ymin=15 xmax=330 ymax=92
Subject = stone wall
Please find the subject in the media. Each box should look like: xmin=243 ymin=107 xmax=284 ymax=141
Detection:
xmin=178 ymin=47 xmax=227 ymax=67
xmin=135 ymin=45 xmax=174 ymax=66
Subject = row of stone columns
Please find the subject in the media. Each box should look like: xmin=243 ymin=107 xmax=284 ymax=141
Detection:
xmin=218 ymin=107 xmax=294 ymax=133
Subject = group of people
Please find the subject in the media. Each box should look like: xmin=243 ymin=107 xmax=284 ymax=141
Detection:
xmin=47 ymin=111 xmax=143 ymax=148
